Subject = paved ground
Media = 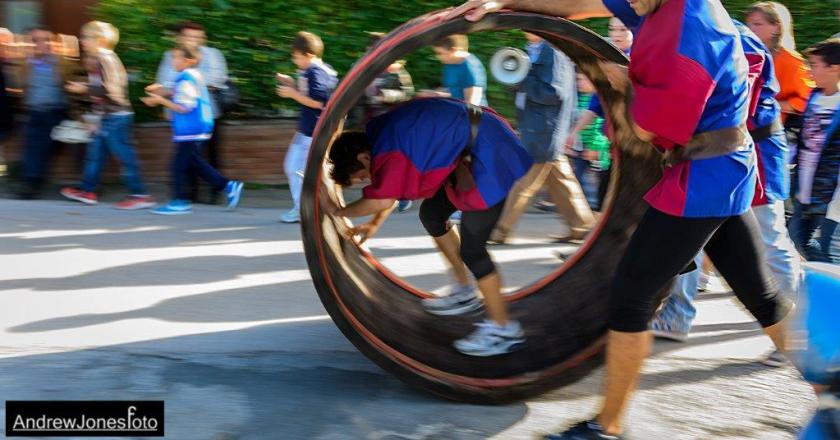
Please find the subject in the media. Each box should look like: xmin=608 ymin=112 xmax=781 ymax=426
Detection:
xmin=0 ymin=194 xmax=824 ymax=440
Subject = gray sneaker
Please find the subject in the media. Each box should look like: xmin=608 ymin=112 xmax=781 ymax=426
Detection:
xmin=454 ymin=320 xmax=525 ymax=356
xmin=422 ymin=286 xmax=483 ymax=316
xmin=761 ymin=349 xmax=789 ymax=367
xmin=650 ymin=317 xmax=690 ymax=342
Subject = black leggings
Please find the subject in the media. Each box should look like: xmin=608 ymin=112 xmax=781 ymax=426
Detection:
xmin=610 ymin=207 xmax=793 ymax=332
xmin=419 ymin=187 xmax=504 ymax=280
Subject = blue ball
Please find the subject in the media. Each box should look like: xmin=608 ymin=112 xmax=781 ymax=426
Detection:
xmin=795 ymin=263 xmax=840 ymax=387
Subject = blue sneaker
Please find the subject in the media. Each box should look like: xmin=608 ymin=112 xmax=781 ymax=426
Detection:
xmin=279 ymin=208 xmax=300 ymax=224
xmin=397 ymin=200 xmax=413 ymax=213
xmin=224 ymin=180 xmax=244 ymax=211
xmin=448 ymin=211 xmax=462 ymax=225
xmin=545 ymin=420 xmax=623 ymax=439
xmin=151 ymin=200 xmax=192 ymax=215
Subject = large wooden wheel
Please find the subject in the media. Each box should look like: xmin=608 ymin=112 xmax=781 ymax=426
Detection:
xmin=301 ymin=9 xmax=661 ymax=403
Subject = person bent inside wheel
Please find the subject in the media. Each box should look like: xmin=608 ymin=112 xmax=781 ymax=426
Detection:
xmin=328 ymin=97 xmax=532 ymax=357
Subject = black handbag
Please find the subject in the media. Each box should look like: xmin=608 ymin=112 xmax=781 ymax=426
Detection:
xmin=212 ymin=79 xmax=240 ymax=113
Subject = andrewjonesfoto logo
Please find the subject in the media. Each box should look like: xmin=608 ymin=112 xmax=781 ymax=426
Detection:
xmin=5 ymin=401 xmax=164 ymax=437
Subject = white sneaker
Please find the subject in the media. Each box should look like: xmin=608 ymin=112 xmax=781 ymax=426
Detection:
xmin=454 ymin=320 xmax=525 ymax=357
xmin=422 ymin=285 xmax=482 ymax=316
xmin=761 ymin=349 xmax=789 ymax=367
xmin=279 ymin=208 xmax=300 ymax=223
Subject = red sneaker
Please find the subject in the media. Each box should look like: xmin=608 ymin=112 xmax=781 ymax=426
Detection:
xmin=60 ymin=187 xmax=98 ymax=205
xmin=114 ymin=195 xmax=156 ymax=210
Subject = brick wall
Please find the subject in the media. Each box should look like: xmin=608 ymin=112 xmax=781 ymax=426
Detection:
xmin=2 ymin=120 xmax=300 ymax=185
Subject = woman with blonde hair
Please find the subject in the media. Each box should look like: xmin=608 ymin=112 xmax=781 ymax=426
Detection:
xmin=746 ymin=2 xmax=814 ymax=124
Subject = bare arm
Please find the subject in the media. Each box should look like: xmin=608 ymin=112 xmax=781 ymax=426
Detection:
xmin=277 ymin=86 xmax=324 ymax=109
xmin=368 ymin=202 xmax=397 ymax=225
xmin=157 ymin=96 xmax=189 ymax=114
xmin=464 ymin=0 xmax=612 ymax=21
xmin=343 ymin=200 xmax=398 ymax=244
xmin=509 ymin=0 xmax=611 ymax=19
xmin=632 ymin=123 xmax=655 ymax=142
xmin=335 ymin=197 xmax=397 ymax=218
xmin=293 ymin=94 xmax=325 ymax=110
xmin=142 ymin=93 xmax=190 ymax=113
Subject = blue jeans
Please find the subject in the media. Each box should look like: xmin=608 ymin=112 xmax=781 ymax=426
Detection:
xmin=789 ymin=201 xmax=839 ymax=263
xmin=570 ymin=155 xmax=600 ymax=210
xmin=655 ymin=252 xmax=703 ymax=332
xmin=172 ymin=141 xmax=228 ymax=200
xmin=657 ymin=202 xmax=806 ymax=331
xmin=81 ymin=114 xmax=147 ymax=195
xmin=753 ymin=201 xmax=804 ymax=301
xmin=283 ymin=132 xmax=311 ymax=211
xmin=23 ymin=108 xmax=65 ymax=187
xmin=825 ymin=220 xmax=840 ymax=262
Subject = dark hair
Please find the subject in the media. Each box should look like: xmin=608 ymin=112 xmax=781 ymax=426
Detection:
xmin=366 ymin=32 xmax=385 ymax=48
xmin=292 ymin=31 xmax=324 ymax=57
xmin=178 ymin=21 xmax=205 ymax=34
xmin=173 ymin=44 xmax=201 ymax=62
xmin=432 ymin=34 xmax=468 ymax=51
xmin=328 ymin=131 xmax=372 ymax=186
xmin=27 ymin=24 xmax=50 ymax=34
xmin=805 ymin=38 xmax=840 ymax=67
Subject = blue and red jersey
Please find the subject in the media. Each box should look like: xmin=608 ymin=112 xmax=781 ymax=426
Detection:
xmin=733 ymin=20 xmax=789 ymax=206
xmin=604 ymin=0 xmax=757 ymax=217
xmin=362 ymin=98 xmax=532 ymax=211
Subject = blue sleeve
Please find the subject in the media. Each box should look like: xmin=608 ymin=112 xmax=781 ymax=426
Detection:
xmin=462 ymin=59 xmax=482 ymax=88
xmin=587 ymin=94 xmax=605 ymax=117
xmin=306 ymin=68 xmax=331 ymax=103
xmin=602 ymin=0 xmax=642 ymax=31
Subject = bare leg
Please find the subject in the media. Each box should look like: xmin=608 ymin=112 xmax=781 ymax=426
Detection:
xmin=476 ymin=271 xmax=506 ymax=325
xmin=433 ymin=228 xmax=470 ymax=286
xmin=763 ymin=316 xmax=789 ymax=352
xmin=596 ymin=330 xmax=652 ymax=436
xmin=702 ymin=254 xmax=714 ymax=275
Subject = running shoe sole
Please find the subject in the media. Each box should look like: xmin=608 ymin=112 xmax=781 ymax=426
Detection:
xmin=422 ymin=297 xmax=483 ymax=316
xmin=115 ymin=201 xmax=155 ymax=210
xmin=61 ymin=189 xmax=97 ymax=205
xmin=760 ymin=351 xmax=789 ymax=367
xmin=151 ymin=209 xmax=192 ymax=216
xmin=651 ymin=328 xmax=689 ymax=342
xmin=454 ymin=337 xmax=526 ymax=357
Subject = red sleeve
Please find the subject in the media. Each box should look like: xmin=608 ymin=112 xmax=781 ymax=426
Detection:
xmin=631 ymin=55 xmax=716 ymax=147
xmin=361 ymin=151 xmax=411 ymax=200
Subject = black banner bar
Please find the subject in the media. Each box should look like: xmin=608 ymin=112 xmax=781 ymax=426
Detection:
xmin=6 ymin=401 xmax=164 ymax=437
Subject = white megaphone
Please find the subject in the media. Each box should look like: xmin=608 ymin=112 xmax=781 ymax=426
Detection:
xmin=490 ymin=47 xmax=531 ymax=86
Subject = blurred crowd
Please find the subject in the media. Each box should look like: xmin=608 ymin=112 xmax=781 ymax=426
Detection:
xmin=0 ymin=0 xmax=838 ymax=436
xmin=3 ymin=2 xmax=836 ymax=262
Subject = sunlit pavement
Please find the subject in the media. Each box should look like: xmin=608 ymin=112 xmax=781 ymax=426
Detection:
xmin=0 ymin=198 xmax=822 ymax=439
